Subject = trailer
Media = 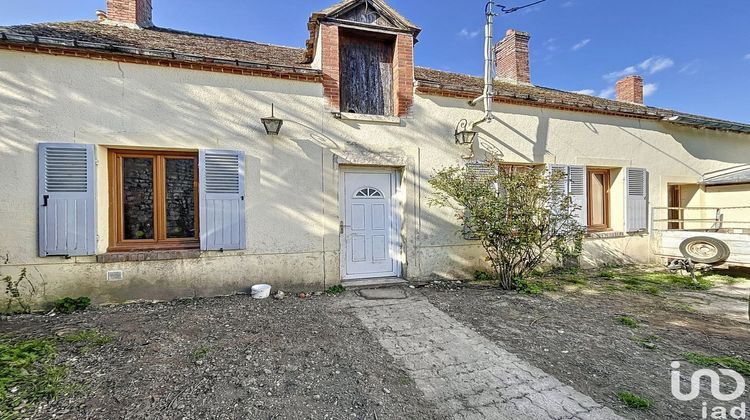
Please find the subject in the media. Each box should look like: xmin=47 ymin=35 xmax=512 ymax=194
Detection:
xmin=651 ymin=206 xmax=750 ymax=266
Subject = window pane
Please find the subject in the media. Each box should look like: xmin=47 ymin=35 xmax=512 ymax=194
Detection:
xmin=165 ymin=159 xmax=196 ymax=239
xmin=123 ymin=158 xmax=154 ymax=240
xmin=590 ymin=173 xmax=605 ymax=226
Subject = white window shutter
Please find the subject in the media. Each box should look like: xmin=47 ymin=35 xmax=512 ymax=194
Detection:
xmin=199 ymin=150 xmax=246 ymax=251
xmin=38 ymin=143 xmax=96 ymax=257
xmin=626 ymin=167 xmax=648 ymax=232
xmin=547 ymin=164 xmax=569 ymax=195
xmin=567 ymin=165 xmax=587 ymax=227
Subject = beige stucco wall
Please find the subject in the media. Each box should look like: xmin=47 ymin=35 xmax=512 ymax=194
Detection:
xmin=1 ymin=50 xmax=749 ymax=305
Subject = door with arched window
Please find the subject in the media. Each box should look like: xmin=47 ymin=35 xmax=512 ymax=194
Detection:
xmin=341 ymin=169 xmax=400 ymax=280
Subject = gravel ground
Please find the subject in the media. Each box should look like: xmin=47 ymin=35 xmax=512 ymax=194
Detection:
xmin=1 ymin=293 xmax=443 ymax=420
xmin=422 ymin=280 xmax=750 ymax=420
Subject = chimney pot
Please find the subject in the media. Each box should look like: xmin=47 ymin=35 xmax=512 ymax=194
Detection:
xmin=495 ymin=29 xmax=531 ymax=85
xmin=616 ymin=75 xmax=644 ymax=104
xmin=105 ymin=0 xmax=153 ymax=28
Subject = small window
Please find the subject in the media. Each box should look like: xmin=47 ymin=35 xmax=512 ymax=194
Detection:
xmin=109 ymin=150 xmax=199 ymax=251
xmin=354 ymin=187 xmax=384 ymax=198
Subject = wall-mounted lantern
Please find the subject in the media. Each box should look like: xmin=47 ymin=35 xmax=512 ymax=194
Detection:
xmin=454 ymin=119 xmax=478 ymax=145
xmin=261 ymin=103 xmax=284 ymax=135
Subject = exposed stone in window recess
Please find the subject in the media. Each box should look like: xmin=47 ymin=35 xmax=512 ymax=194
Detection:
xmin=122 ymin=157 xmax=154 ymax=240
xmin=165 ymin=159 xmax=196 ymax=239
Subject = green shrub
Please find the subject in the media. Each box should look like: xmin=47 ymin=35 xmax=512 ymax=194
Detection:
xmin=325 ymin=285 xmax=346 ymax=295
xmin=473 ymin=271 xmax=493 ymax=281
xmin=53 ymin=297 xmax=91 ymax=314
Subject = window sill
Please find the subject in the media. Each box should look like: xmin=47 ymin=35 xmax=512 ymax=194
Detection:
xmin=97 ymin=249 xmax=201 ymax=263
xmin=333 ymin=112 xmax=401 ymax=125
xmin=585 ymin=231 xmax=625 ymax=239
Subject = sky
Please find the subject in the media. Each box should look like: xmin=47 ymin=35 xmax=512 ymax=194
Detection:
xmin=3 ymin=0 xmax=750 ymax=123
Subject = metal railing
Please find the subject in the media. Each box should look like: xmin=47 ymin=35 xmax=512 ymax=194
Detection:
xmin=651 ymin=206 xmax=750 ymax=233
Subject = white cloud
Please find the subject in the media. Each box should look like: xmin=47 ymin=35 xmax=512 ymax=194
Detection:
xmin=643 ymin=83 xmax=658 ymax=97
xmin=598 ymin=87 xmax=616 ymax=99
xmin=603 ymin=66 xmax=638 ymax=81
xmin=679 ymin=60 xmax=700 ymax=75
xmin=639 ymin=56 xmax=674 ymax=74
xmin=561 ymin=1 xmax=575 ymax=7
xmin=572 ymin=89 xmax=596 ymax=96
xmin=458 ymin=28 xmax=480 ymax=39
xmin=744 ymin=53 xmax=750 ymax=60
xmin=571 ymin=39 xmax=591 ymax=51
xmin=603 ymin=56 xmax=674 ymax=81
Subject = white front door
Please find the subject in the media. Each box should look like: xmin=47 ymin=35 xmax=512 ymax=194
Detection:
xmin=341 ymin=169 xmax=400 ymax=280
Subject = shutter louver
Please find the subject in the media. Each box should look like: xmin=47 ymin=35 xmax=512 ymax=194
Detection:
xmin=199 ymin=150 xmax=246 ymax=251
xmin=626 ymin=167 xmax=648 ymax=232
xmin=38 ymin=143 xmax=96 ymax=257
xmin=567 ymin=165 xmax=587 ymax=227
xmin=547 ymin=164 xmax=569 ymax=217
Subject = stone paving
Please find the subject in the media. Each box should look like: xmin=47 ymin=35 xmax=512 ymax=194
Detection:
xmin=341 ymin=291 xmax=625 ymax=420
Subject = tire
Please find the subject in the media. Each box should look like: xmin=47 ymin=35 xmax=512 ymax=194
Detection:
xmin=679 ymin=236 xmax=731 ymax=264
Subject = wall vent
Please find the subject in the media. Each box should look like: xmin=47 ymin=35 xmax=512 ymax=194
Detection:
xmin=106 ymin=270 xmax=124 ymax=281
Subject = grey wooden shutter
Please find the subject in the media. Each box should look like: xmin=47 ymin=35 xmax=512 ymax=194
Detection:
xmin=567 ymin=165 xmax=587 ymax=227
xmin=626 ymin=167 xmax=648 ymax=232
xmin=199 ymin=150 xmax=246 ymax=251
xmin=38 ymin=143 xmax=96 ymax=257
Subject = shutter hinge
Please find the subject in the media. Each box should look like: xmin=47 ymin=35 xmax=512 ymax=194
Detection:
xmin=241 ymin=196 xmax=245 ymax=201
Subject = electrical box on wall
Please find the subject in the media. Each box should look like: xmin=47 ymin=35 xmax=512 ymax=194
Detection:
xmin=106 ymin=271 xmax=124 ymax=282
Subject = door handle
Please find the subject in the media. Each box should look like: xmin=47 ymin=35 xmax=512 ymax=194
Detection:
xmin=42 ymin=194 xmax=49 ymax=207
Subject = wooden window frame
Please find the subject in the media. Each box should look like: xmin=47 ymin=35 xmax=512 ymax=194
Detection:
xmin=667 ymin=184 xmax=683 ymax=230
xmin=587 ymin=168 xmax=611 ymax=232
xmin=108 ymin=149 xmax=199 ymax=252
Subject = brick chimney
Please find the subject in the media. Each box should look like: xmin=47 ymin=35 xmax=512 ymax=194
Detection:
xmin=495 ymin=29 xmax=531 ymax=85
xmin=105 ymin=0 xmax=153 ymax=28
xmin=616 ymin=75 xmax=644 ymax=104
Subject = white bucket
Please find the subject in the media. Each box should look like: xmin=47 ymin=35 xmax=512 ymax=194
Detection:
xmin=251 ymin=284 xmax=272 ymax=299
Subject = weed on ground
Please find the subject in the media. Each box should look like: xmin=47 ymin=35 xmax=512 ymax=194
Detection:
xmin=682 ymin=353 xmax=750 ymax=377
xmin=617 ymin=391 xmax=652 ymax=410
xmin=61 ymin=329 xmax=113 ymax=353
xmin=615 ymin=316 xmax=639 ymax=328
xmin=0 ymin=338 xmax=72 ymax=417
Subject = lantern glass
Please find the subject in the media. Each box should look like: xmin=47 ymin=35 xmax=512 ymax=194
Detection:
xmin=262 ymin=117 xmax=283 ymax=135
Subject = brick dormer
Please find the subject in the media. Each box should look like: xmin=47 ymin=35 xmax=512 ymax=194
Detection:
xmin=305 ymin=0 xmax=420 ymax=117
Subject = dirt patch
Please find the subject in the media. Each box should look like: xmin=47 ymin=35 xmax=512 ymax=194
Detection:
xmin=423 ymin=278 xmax=750 ymax=420
xmin=1 ymin=293 xmax=442 ymax=419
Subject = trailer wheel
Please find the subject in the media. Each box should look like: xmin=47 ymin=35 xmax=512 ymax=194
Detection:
xmin=679 ymin=236 xmax=731 ymax=264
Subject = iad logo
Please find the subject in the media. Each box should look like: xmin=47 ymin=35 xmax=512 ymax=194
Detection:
xmin=671 ymin=361 xmax=747 ymax=419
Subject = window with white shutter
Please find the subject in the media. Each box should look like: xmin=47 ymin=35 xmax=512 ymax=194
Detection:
xmin=38 ymin=143 xmax=96 ymax=257
xmin=547 ymin=164 xmax=588 ymax=228
xmin=567 ymin=165 xmax=587 ymax=227
xmin=626 ymin=167 xmax=648 ymax=232
xmin=199 ymin=150 xmax=246 ymax=251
